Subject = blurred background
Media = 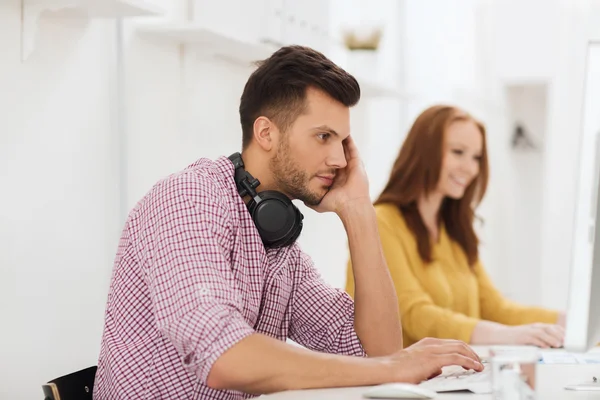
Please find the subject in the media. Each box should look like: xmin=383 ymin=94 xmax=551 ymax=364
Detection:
xmin=1 ymin=0 xmax=600 ymax=398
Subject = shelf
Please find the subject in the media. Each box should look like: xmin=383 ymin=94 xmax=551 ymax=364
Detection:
xmin=137 ymin=23 xmax=278 ymax=66
xmin=21 ymin=0 xmax=165 ymax=61
xmin=137 ymin=23 xmax=405 ymax=99
xmin=24 ymin=0 xmax=165 ymax=18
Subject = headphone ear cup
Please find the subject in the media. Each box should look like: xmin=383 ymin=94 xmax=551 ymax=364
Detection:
xmin=279 ymin=205 xmax=303 ymax=247
xmin=247 ymin=191 xmax=303 ymax=248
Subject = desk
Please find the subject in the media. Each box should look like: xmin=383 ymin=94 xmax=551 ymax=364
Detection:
xmin=262 ymin=362 xmax=600 ymax=399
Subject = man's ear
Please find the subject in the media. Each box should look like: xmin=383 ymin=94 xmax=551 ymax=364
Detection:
xmin=253 ymin=116 xmax=276 ymax=152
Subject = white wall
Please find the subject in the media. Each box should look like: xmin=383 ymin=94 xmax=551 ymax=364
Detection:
xmin=502 ymin=84 xmax=547 ymax=305
xmin=0 ymin=2 xmax=120 ymax=399
xmin=122 ymin=30 xmax=252 ymax=205
xmin=489 ymin=0 xmax=592 ymax=309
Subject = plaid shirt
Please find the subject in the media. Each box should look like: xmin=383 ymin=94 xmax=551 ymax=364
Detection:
xmin=93 ymin=156 xmax=365 ymax=400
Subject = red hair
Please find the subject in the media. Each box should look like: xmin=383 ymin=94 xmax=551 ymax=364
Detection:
xmin=376 ymin=105 xmax=489 ymax=266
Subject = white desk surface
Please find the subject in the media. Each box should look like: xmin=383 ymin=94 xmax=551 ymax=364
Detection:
xmin=261 ymin=347 xmax=600 ymax=399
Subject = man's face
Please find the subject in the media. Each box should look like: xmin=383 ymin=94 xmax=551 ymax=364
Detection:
xmin=269 ymin=88 xmax=351 ymax=206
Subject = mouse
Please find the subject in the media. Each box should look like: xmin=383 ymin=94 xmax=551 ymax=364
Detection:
xmin=362 ymin=383 xmax=437 ymax=399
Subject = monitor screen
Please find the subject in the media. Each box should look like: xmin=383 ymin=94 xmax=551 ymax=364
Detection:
xmin=564 ymin=41 xmax=600 ymax=353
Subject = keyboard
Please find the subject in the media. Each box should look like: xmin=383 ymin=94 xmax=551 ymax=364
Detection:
xmin=418 ymin=364 xmax=492 ymax=394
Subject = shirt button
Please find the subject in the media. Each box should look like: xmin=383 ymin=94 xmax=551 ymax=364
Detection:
xmin=198 ymin=287 xmax=210 ymax=296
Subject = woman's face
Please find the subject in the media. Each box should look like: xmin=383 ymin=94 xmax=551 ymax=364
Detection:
xmin=437 ymin=119 xmax=483 ymax=199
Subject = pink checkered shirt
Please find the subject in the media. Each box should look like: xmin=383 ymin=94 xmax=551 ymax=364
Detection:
xmin=93 ymin=156 xmax=365 ymax=399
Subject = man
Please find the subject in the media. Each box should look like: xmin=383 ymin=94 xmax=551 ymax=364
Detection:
xmin=93 ymin=45 xmax=483 ymax=399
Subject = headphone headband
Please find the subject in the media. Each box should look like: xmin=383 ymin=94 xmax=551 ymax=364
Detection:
xmin=228 ymin=153 xmax=260 ymax=199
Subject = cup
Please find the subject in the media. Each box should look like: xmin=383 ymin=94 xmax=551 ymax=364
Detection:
xmin=490 ymin=346 xmax=540 ymax=400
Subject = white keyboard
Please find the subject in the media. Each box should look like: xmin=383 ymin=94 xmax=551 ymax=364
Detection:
xmin=418 ymin=365 xmax=492 ymax=394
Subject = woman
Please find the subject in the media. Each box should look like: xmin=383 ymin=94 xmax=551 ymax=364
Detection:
xmin=346 ymin=105 xmax=565 ymax=348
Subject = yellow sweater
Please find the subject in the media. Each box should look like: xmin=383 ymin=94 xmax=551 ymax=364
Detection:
xmin=345 ymin=203 xmax=558 ymax=347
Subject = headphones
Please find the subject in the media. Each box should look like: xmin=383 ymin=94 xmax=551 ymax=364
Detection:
xmin=228 ymin=152 xmax=304 ymax=248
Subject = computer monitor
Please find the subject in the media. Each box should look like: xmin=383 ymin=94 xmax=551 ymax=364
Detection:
xmin=564 ymin=41 xmax=600 ymax=354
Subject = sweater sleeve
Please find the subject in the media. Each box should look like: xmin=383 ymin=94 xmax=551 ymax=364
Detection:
xmin=475 ymin=261 xmax=559 ymax=325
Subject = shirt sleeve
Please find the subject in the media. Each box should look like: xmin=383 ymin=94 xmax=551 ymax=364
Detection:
xmin=476 ymin=261 xmax=559 ymax=325
xmin=288 ymin=250 xmax=366 ymax=357
xmin=138 ymin=172 xmax=255 ymax=383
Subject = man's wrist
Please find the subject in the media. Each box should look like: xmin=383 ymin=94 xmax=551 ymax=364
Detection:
xmin=370 ymin=355 xmax=401 ymax=383
xmin=336 ymin=197 xmax=374 ymax=222
xmin=351 ymin=355 xmax=396 ymax=386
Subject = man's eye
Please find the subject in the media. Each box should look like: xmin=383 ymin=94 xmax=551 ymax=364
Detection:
xmin=317 ymin=133 xmax=331 ymax=140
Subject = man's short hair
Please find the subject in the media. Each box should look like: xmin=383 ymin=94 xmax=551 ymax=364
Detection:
xmin=239 ymin=45 xmax=361 ymax=149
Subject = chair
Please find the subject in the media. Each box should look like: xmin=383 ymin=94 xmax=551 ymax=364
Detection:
xmin=42 ymin=366 xmax=97 ymax=400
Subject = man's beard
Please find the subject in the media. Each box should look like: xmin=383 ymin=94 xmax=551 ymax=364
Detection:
xmin=269 ymin=141 xmax=328 ymax=206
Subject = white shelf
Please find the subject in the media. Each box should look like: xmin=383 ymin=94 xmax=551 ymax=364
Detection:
xmin=25 ymin=0 xmax=165 ymax=18
xmin=21 ymin=0 xmax=164 ymax=61
xmin=137 ymin=23 xmax=278 ymax=66
xmin=137 ymin=23 xmax=404 ymax=99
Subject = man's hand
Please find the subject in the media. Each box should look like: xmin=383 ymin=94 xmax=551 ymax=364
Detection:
xmin=382 ymin=338 xmax=484 ymax=384
xmin=309 ymin=136 xmax=370 ymax=215
xmin=496 ymin=323 xmax=565 ymax=348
